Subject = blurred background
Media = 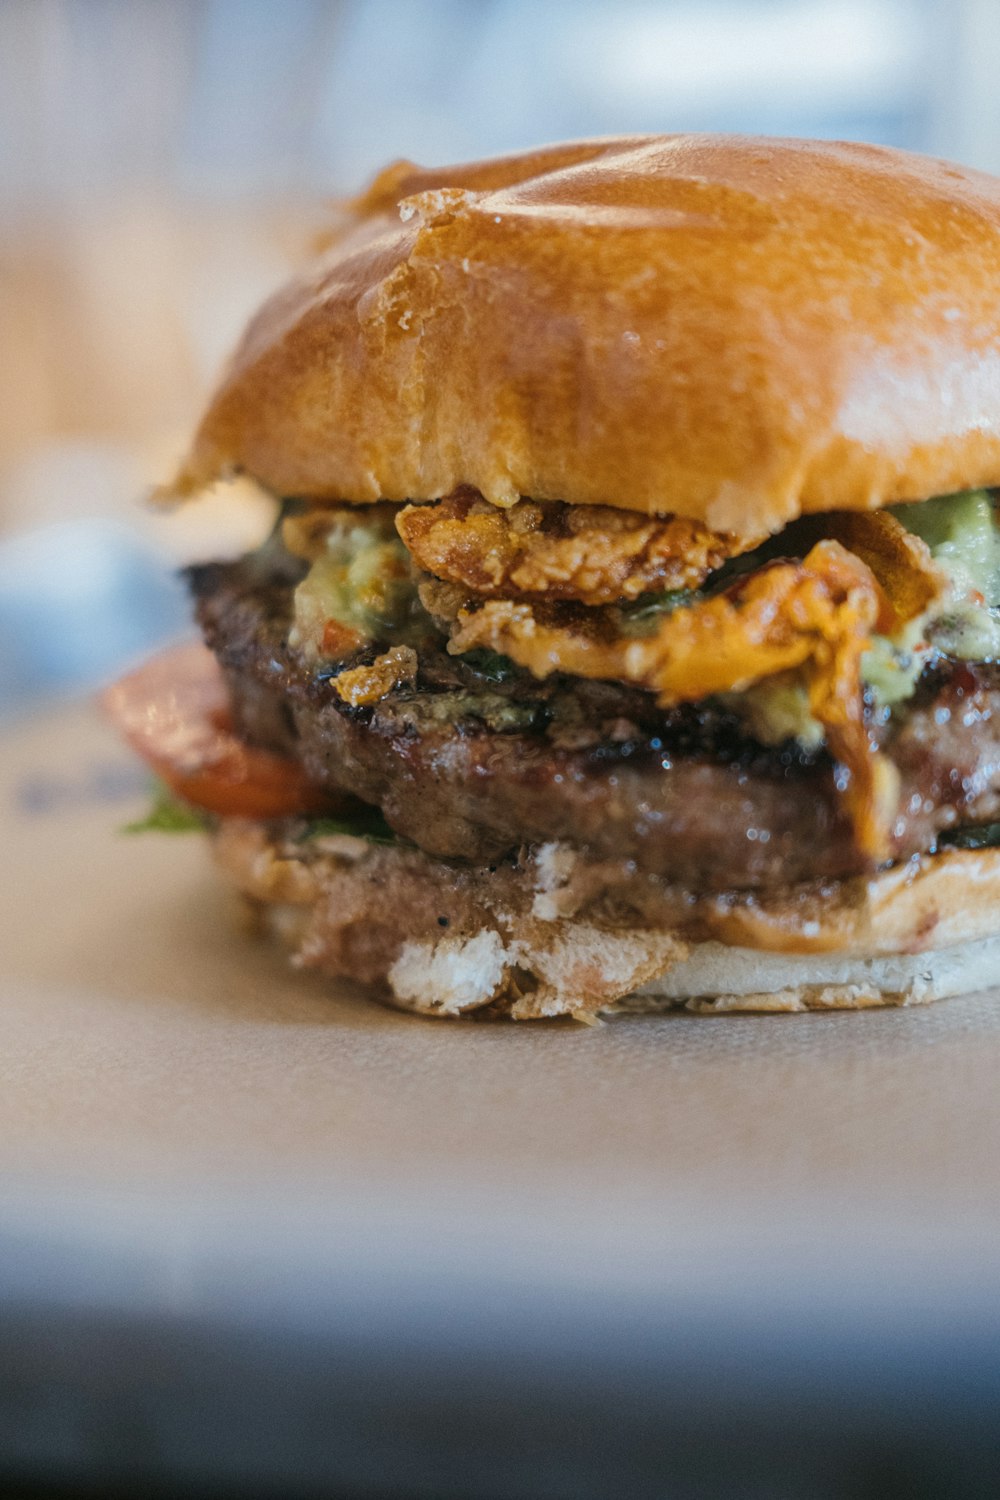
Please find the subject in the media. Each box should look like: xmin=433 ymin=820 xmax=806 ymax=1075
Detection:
xmin=1 ymin=0 xmax=999 ymax=711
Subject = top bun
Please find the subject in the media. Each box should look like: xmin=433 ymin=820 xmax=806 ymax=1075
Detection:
xmin=175 ymin=135 xmax=1000 ymax=538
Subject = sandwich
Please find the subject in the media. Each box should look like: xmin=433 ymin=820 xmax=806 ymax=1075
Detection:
xmin=105 ymin=134 xmax=1000 ymax=1019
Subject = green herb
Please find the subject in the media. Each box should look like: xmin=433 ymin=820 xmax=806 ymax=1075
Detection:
xmin=122 ymin=782 xmax=208 ymax=835
xmin=296 ymin=808 xmax=398 ymax=845
xmin=620 ymin=588 xmax=695 ymax=636
xmin=461 ymin=648 xmax=520 ymax=682
xmin=939 ymin=822 xmax=1000 ymax=852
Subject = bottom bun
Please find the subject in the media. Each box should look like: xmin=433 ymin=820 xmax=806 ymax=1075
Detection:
xmin=628 ymin=936 xmax=1000 ymax=1013
xmin=211 ymin=820 xmax=1000 ymax=1020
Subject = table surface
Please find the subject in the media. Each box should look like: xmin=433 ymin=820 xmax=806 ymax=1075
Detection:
xmin=4 ymin=697 xmax=1000 ymax=1498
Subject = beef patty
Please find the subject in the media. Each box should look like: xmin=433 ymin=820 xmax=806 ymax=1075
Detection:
xmin=189 ymin=551 xmax=1000 ymax=891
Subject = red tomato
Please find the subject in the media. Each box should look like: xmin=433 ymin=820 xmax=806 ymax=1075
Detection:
xmin=102 ymin=641 xmax=344 ymax=818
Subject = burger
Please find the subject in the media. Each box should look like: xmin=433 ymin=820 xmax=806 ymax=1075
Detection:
xmin=105 ymin=135 xmax=1000 ymax=1019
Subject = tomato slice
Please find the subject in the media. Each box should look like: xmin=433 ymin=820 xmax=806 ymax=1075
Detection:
xmin=102 ymin=641 xmax=346 ymax=819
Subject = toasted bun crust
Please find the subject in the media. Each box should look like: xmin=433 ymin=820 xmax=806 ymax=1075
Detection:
xmin=211 ymin=820 xmax=1000 ymax=1019
xmin=175 ymin=135 xmax=1000 ymax=537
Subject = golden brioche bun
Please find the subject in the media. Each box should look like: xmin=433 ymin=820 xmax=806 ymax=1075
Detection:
xmin=174 ymin=135 xmax=1000 ymax=539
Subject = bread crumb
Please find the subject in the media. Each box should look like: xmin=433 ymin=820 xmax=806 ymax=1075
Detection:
xmin=334 ymin=645 xmax=418 ymax=706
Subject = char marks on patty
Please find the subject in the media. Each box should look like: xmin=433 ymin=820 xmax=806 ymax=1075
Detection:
xmin=188 ymin=549 xmax=1000 ymax=892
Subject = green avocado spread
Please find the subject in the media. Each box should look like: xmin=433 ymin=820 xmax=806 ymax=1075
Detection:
xmin=749 ymin=490 xmax=1000 ymax=745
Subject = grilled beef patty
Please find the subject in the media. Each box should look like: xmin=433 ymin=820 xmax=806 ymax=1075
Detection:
xmin=189 ymin=552 xmax=1000 ymax=891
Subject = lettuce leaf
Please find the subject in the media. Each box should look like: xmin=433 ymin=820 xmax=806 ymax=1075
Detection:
xmin=122 ymin=782 xmax=208 ymax=834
